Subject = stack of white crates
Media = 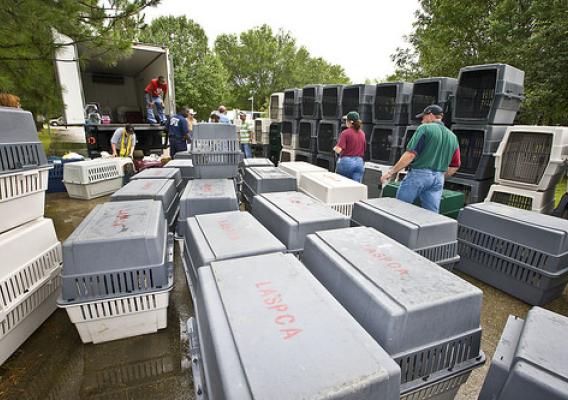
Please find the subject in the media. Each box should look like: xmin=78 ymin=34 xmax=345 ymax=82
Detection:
xmin=488 ymin=126 xmax=568 ymax=213
xmin=0 ymin=107 xmax=62 ymax=365
xmin=58 ymin=201 xmax=174 ymax=344
xmin=63 ymin=158 xmax=124 ymax=199
xmin=299 ymin=171 xmax=368 ymax=216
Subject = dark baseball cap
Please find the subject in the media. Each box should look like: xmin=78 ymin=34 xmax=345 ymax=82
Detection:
xmin=415 ymin=104 xmax=444 ymax=118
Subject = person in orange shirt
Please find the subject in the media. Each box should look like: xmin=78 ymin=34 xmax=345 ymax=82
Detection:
xmin=144 ymin=76 xmax=168 ymax=124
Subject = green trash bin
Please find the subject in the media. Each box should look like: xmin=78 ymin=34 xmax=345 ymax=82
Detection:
xmin=381 ymin=181 xmax=465 ymax=218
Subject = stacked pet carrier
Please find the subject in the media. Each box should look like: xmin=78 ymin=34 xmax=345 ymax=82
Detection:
xmin=63 ymin=158 xmax=124 ymax=199
xmin=176 ymin=179 xmax=239 ymax=237
xmin=267 ymin=121 xmax=282 ymax=165
xmin=298 ymin=171 xmax=367 ymax=217
xmin=295 ymin=85 xmax=322 ymax=164
xmin=188 ymin=251 xmax=401 ymax=400
xmin=302 ymin=226 xmax=485 ymax=400
xmin=352 ymin=198 xmax=460 ymax=269
xmin=253 ymin=118 xmax=271 ymax=157
xmin=446 ymin=64 xmax=524 ymax=205
xmin=489 ymin=125 xmax=568 ymax=213
xmin=478 ymin=307 xmax=568 ymax=400
xmin=191 ymin=123 xmax=240 ymax=179
xmin=366 ymin=82 xmax=414 ymax=197
xmin=240 ymin=166 xmax=296 ymax=207
xmin=251 ymin=191 xmax=350 ymax=255
xmin=280 ymin=88 xmax=302 ymax=163
xmin=110 ymin=178 xmax=180 ymax=229
xmin=0 ymin=107 xmax=62 ymax=365
xmin=457 ymin=202 xmax=568 ymax=305
xmin=58 ymin=201 xmax=174 ymax=343
xmin=269 ymin=92 xmax=284 ymax=121
xmin=278 ymin=161 xmax=327 ymax=189
xmin=317 ymin=84 xmax=344 ymax=172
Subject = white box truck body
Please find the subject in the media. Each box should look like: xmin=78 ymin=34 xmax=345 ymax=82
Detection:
xmin=53 ymin=32 xmax=175 ymax=157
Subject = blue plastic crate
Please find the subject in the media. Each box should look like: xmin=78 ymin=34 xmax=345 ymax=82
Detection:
xmin=47 ymin=156 xmax=83 ymax=193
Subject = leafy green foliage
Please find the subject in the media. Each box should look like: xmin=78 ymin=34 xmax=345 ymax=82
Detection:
xmin=0 ymin=0 xmax=158 ymax=122
xmin=392 ymin=0 xmax=568 ymax=125
xmin=214 ymin=25 xmax=350 ymax=110
xmin=138 ymin=15 xmax=229 ymax=119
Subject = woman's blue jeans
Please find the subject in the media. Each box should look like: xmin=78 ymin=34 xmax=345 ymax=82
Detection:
xmin=336 ymin=156 xmax=364 ymax=183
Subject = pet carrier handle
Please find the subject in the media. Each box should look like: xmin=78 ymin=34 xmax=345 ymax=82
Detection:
xmin=167 ymin=233 xmax=174 ymax=278
xmin=504 ymin=91 xmax=525 ymax=101
xmin=187 ymin=317 xmax=207 ymax=399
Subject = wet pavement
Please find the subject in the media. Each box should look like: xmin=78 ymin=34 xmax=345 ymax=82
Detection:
xmin=0 ymin=193 xmax=195 ymax=400
xmin=0 ymin=192 xmax=567 ymax=400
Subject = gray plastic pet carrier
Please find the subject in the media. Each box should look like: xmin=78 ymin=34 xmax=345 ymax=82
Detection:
xmin=0 ymin=107 xmax=49 ymax=175
xmin=283 ymin=88 xmax=302 ymax=119
xmin=251 ymin=191 xmax=349 ymax=252
xmin=457 ymin=202 xmax=568 ymax=305
xmin=321 ymin=84 xmax=344 ymax=119
xmin=373 ymin=82 xmax=413 ymax=125
xmin=190 ymin=252 xmax=401 ymax=400
xmin=351 ymin=198 xmax=459 ymax=269
xmin=176 ymin=179 xmax=239 ymax=236
xmin=478 ymin=307 xmax=568 ymax=400
xmin=110 ymin=179 xmax=179 ymax=228
xmin=409 ymin=77 xmax=458 ymax=126
xmin=301 ymin=84 xmax=323 ymax=119
xmin=60 ymin=200 xmax=172 ymax=303
xmin=370 ymin=125 xmax=406 ymax=165
xmin=453 ymin=63 xmax=524 ymax=125
xmin=302 ymin=226 xmax=484 ymax=399
xmin=341 ymin=84 xmax=375 ymax=123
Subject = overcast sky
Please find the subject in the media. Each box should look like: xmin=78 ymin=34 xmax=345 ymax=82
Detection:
xmin=144 ymin=0 xmax=420 ymax=83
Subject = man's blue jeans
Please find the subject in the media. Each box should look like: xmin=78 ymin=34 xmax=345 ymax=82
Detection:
xmin=336 ymin=156 xmax=364 ymax=183
xmin=396 ymin=168 xmax=445 ymax=213
xmin=240 ymin=143 xmax=252 ymax=158
xmin=145 ymin=93 xmax=165 ymax=124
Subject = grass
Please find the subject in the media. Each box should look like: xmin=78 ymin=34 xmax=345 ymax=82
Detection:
xmin=555 ymin=177 xmax=567 ymax=207
xmin=38 ymin=128 xmax=52 ymax=155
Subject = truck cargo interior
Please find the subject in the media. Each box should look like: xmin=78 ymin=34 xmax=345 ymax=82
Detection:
xmin=78 ymin=43 xmax=173 ymax=123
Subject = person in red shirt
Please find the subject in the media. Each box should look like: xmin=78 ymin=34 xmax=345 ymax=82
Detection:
xmin=334 ymin=111 xmax=366 ymax=182
xmin=144 ymin=76 xmax=168 ymax=124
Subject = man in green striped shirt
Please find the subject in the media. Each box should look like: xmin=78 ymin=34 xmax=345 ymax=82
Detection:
xmin=381 ymin=105 xmax=461 ymax=213
xmin=239 ymin=112 xmax=253 ymax=158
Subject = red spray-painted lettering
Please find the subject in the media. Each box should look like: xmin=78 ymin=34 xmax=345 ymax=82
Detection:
xmin=256 ymin=281 xmax=302 ymax=341
xmin=218 ymin=219 xmax=239 ymax=240
xmin=361 ymin=244 xmax=409 ymax=278
xmin=112 ymin=209 xmax=129 ymax=229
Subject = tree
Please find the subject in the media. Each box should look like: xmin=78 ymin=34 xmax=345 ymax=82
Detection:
xmin=391 ymin=0 xmax=568 ymax=125
xmin=138 ymin=15 xmax=229 ymax=119
xmin=214 ymin=25 xmax=350 ymax=110
xmin=0 ymin=0 xmax=159 ymax=122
